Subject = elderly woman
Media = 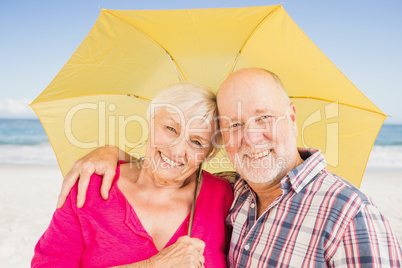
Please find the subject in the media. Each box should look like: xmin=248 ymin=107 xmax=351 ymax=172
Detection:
xmin=32 ymin=82 xmax=233 ymax=268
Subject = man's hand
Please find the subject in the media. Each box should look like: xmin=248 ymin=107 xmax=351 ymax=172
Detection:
xmin=57 ymin=146 xmax=127 ymax=209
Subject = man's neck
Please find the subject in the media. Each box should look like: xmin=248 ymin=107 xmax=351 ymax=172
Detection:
xmin=247 ymin=179 xmax=283 ymax=219
xmin=246 ymin=152 xmax=305 ymax=218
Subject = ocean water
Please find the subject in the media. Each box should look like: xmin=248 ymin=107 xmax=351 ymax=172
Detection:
xmin=366 ymin=124 xmax=402 ymax=169
xmin=0 ymin=119 xmax=401 ymax=168
xmin=0 ymin=119 xmax=56 ymax=165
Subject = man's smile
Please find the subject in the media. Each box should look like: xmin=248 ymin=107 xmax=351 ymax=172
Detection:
xmin=244 ymin=149 xmax=272 ymax=159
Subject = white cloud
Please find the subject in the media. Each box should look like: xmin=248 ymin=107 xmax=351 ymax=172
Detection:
xmin=0 ymin=99 xmax=37 ymax=119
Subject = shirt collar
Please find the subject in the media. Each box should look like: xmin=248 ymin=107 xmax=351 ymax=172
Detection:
xmin=281 ymin=148 xmax=326 ymax=193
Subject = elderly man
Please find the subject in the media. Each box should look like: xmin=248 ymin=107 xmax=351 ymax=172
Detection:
xmin=58 ymin=68 xmax=401 ymax=267
xmin=217 ymin=68 xmax=402 ymax=267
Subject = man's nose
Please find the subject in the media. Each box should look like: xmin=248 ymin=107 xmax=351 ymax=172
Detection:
xmin=244 ymin=125 xmax=266 ymax=147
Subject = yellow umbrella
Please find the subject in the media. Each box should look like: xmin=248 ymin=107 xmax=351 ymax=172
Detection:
xmin=30 ymin=5 xmax=386 ymax=188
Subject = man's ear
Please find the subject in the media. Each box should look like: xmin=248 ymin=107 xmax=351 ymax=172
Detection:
xmin=289 ymin=102 xmax=298 ymax=137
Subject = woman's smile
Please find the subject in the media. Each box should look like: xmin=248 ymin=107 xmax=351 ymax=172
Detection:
xmin=159 ymin=152 xmax=184 ymax=168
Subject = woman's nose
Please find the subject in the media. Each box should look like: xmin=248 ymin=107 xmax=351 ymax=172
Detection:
xmin=170 ymin=135 xmax=188 ymax=157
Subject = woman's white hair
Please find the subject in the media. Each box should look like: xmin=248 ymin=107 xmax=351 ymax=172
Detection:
xmin=146 ymin=82 xmax=221 ymax=157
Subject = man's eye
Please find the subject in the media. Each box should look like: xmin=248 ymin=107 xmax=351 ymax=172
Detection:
xmin=167 ymin=126 xmax=177 ymax=133
xmin=258 ymin=115 xmax=274 ymax=121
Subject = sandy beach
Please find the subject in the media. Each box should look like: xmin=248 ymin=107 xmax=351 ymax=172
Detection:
xmin=1 ymin=164 xmax=401 ymax=267
xmin=0 ymin=165 xmax=62 ymax=267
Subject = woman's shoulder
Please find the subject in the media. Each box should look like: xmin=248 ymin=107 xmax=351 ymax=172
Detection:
xmin=119 ymin=161 xmax=142 ymax=184
xmin=202 ymin=170 xmax=233 ymax=193
xmin=199 ymin=171 xmax=234 ymax=212
xmin=69 ymin=164 xmax=122 ymax=207
xmin=65 ymin=174 xmax=102 ymax=209
xmin=203 ymin=170 xmax=234 ymax=184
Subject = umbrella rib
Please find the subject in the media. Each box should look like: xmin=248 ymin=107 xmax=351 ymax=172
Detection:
xmin=126 ymin=94 xmax=151 ymax=102
xmin=105 ymin=10 xmax=187 ymax=82
xmin=289 ymin=96 xmax=387 ymax=116
xmin=229 ymin=4 xmax=283 ymax=76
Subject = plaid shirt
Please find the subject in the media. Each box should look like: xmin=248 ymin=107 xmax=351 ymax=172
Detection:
xmin=226 ymin=149 xmax=402 ymax=267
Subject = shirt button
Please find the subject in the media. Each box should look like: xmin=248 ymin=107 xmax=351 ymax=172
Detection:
xmin=250 ymin=203 xmax=255 ymax=208
xmin=244 ymin=244 xmax=250 ymax=251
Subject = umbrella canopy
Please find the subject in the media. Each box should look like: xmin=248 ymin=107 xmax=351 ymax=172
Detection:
xmin=30 ymin=5 xmax=386 ymax=187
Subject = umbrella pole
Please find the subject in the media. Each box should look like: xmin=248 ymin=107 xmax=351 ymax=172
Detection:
xmin=187 ymin=163 xmax=203 ymax=237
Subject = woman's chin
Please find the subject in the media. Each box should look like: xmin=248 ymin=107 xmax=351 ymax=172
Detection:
xmin=144 ymin=152 xmax=197 ymax=182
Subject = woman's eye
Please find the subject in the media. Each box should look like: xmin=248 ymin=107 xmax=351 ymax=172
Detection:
xmin=231 ymin=123 xmax=242 ymax=128
xmin=192 ymin=140 xmax=202 ymax=147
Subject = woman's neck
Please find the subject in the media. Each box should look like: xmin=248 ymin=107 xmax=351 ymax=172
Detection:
xmin=135 ymin=166 xmax=196 ymax=195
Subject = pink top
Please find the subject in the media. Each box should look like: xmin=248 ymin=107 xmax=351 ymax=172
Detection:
xmin=32 ymin=164 xmax=234 ymax=268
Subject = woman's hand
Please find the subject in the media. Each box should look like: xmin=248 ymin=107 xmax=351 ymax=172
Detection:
xmin=150 ymin=236 xmax=206 ymax=268
xmin=112 ymin=236 xmax=206 ymax=268
xmin=57 ymin=146 xmax=126 ymax=209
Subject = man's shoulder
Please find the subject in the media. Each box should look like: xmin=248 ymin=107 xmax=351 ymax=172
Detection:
xmin=299 ymin=169 xmax=375 ymax=244
xmin=315 ymin=168 xmax=373 ymax=207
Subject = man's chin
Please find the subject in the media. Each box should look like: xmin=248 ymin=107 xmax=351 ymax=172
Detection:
xmin=236 ymin=167 xmax=279 ymax=184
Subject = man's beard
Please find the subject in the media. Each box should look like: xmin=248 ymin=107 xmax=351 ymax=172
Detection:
xmin=229 ymin=148 xmax=289 ymax=184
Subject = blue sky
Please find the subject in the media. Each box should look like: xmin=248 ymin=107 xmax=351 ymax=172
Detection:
xmin=1 ymin=0 xmax=401 ymax=123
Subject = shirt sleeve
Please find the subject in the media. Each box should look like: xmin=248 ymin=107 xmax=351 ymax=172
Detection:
xmin=330 ymin=204 xmax=402 ymax=267
xmin=31 ymin=188 xmax=84 ymax=267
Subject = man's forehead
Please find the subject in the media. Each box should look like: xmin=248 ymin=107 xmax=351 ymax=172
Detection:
xmin=218 ymin=84 xmax=273 ymax=107
xmin=218 ymin=100 xmax=273 ymax=120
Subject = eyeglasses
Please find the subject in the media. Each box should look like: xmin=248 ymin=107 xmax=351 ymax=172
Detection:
xmin=220 ymin=114 xmax=288 ymax=133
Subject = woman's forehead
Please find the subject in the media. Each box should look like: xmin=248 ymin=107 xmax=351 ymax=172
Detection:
xmin=153 ymin=108 xmax=214 ymax=142
xmin=155 ymin=107 xmax=213 ymax=126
